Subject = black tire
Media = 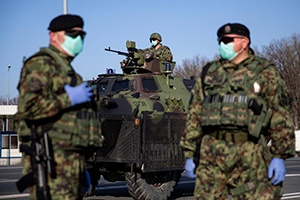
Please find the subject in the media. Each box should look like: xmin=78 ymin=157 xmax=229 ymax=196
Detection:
xmin=125 ymin=171 xmax=181 ymax=200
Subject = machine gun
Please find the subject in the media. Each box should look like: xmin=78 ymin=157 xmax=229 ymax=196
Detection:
xmin=105 ymin=41 xmax=145 ymax=68
xmin=105 ymin=40 xmax=136 ymax=57
xmin=104 ymin=47 xmax=132 ymax=57
xmin=16 ymin=125 xmax=56 ymax=200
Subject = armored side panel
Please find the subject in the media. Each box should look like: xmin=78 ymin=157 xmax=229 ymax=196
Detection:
xmin=141 ymin=111 xmax=186 ymax=172
xmin=94 ymin=111 xmax=186 ymax=172
xmin=95 ymin=117 xmax=140 ymax=163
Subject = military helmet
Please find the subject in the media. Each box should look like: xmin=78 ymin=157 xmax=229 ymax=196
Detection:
xmin=150 ymin=33 xmax=162 ymax=42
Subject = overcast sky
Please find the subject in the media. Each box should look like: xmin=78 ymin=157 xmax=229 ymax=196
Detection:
xmin=0 ymin=0 xmax=299 ymax=98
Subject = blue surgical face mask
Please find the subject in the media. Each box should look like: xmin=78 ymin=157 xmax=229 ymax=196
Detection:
xmin=61 ymin=35 xmax=84 ymax=57
xmin=151 ymin=40 xmax=158 ymax=47
xmin=218 ymin=42 xmax=238 ymax=60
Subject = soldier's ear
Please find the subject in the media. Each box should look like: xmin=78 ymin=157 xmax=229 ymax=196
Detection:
xmin=49 ymin=31 xmax=61 ymax=43
xmin=242 ymin=37 xmax=250 ymax=49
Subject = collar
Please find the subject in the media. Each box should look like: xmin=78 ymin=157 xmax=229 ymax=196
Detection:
xmin=49 ymin=44 xmax=74 ymax=63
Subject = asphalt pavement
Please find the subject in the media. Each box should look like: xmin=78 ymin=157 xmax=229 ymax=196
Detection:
xmin=0 ymin=157 xmax=299 ymax=200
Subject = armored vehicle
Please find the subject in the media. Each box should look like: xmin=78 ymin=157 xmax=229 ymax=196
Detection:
xmin=86 ymin=41 xmax=195 ymax=199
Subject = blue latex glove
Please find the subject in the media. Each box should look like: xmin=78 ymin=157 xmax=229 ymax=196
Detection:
xmin=64 ymin=82 xmax=93 ymax=106
xmin=83 ymin=169 xmax=91 ymax=194
xmin=268 ymin=158 xmax=286 ymax=185
xmin=185 ymin=158 xmax=196 ymax=178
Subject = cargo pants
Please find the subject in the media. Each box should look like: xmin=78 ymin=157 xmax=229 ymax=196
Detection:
xmin=194 ymin=134 xmax=283 ymax=200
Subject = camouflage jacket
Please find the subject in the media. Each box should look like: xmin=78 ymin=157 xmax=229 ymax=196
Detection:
xmin=15 ymin=46 xmax=86 ymax=144
xmin=144 ymin=44 xmax=173 ymax=62
xmin=16 ymin=45 xmax=80 ymax=119
xmin=180 ymin=50 xmax=295 ymax=159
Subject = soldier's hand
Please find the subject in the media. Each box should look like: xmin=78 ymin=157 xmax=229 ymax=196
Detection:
xmin=64 ymin=82 xmax=93 ymax=106
xmin=268 ymin=158 xmax=286 ymax=185
xmin=185 ymin=158 xmax=196 ymax=178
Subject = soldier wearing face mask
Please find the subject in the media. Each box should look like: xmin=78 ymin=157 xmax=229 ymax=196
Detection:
xmin=180 ymin=23 xmax=295 ymax=199
xmin=143 ymin=32 xmax=173 ymax=62
xmin=14 ymin=14 xmax=102 ymax=199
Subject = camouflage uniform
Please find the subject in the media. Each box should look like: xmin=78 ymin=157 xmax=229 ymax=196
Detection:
xmin=15 ymin=45 xmax=98 ymax=199
xmin=143 ymin=45 xmax=173 ymax=62
xmin=180 ymin=50 xmax=295 ymax=199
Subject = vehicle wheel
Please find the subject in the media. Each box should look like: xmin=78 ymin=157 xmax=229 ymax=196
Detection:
xmin=125 ymin=171 xmax=181 ymax=200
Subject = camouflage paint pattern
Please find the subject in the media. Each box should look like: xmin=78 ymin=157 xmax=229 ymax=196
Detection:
xmin=144 ymin=45 xmax=173 ymax=62
xmin=180 ymin=50 xmax=295 ymax=199
xmin=15 ymin=45 xmax=93 ymax=199
xmin=149 ymin=32 xmax=162 ymax=41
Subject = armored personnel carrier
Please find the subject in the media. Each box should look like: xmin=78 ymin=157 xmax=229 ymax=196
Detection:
xmin=86 ymin=41 xmax=195 ymax=199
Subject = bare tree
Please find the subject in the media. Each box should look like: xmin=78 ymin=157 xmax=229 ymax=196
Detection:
xmin=0 ymin=96 xmax=18 ymax=105
xmin=10 ymin=97 xmax=18 ymax=105
xmin=174 ymin=55 xmax=210 ymax=79
xmin=256 ymin=34 xmax=300 ymax=127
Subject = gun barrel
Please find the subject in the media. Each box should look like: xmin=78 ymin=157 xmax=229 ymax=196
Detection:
xmin=104 ymin=48 xmax=129 ymax=56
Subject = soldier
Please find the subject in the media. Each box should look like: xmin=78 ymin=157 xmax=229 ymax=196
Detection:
xmin=180 ymin=23 xmax=295 ymax=199
xmin=14 ymin=14 xmax=102 ymax=199
xmin=143 ymin=32 xmax=173 ymax=62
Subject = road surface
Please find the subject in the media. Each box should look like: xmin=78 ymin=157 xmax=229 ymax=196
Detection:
xmin=0 ymin=157 xmax=299 ymax=199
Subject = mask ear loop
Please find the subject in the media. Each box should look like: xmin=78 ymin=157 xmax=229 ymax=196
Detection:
xmin=226 ymin=39 xmax=244 ymax=61
xmin=236 ymin=39 xmax=246 ymax=54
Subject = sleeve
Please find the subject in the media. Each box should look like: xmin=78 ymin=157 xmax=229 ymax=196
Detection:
xmin=263 ymin=65 xmax=295 ymax=159
xmin=17 ymin=55 xmax=72 ymax=120
xmin=160 ymin=45 xmax=173 ymax=62
xmin=180 ymin=75 xmax=204 ymax=158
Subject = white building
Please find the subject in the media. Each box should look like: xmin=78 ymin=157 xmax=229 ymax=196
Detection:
xmin=0 ymin=105 xmax=21 ymax=165
xmin=295 ymin=130 xmax=300 ymax=154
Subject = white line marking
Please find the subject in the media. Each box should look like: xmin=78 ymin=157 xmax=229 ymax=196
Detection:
xmin=0 ymin=179 xmax=18 ymax=183
xmin=283 ymin=192 xmax=300 ymax=196
xmin=285 ymin=174 xmax=300 ymax=177
xmin=0 ymin=193 xmax=29 ymax=199
xmin=281 ymin=195 xmax=300 ymax=199
xmin=0 ymin=166 xmax=23 ymax=170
